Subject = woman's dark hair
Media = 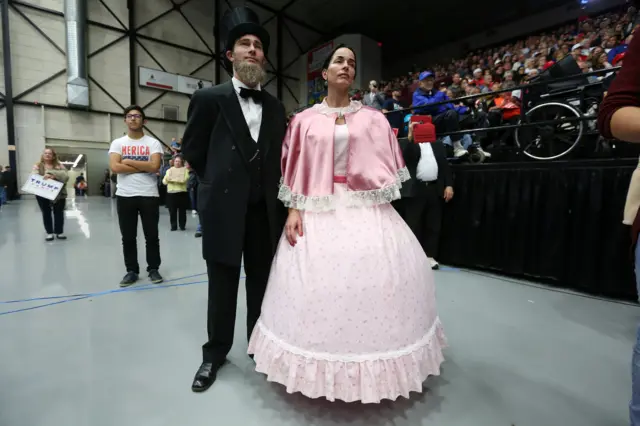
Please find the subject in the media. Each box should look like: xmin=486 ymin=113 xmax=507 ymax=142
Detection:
xmin=322 ymin=44 xmax=357 ymax=77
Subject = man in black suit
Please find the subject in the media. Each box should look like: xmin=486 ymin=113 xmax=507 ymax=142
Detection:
xmin=393 ymin=122 xmax=454 ymax=270
xmin=182 ymin=7 xmax=287 ymax=393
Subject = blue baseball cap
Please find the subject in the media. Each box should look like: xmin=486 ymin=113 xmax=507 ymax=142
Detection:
xmin=419 ymin=71 xmax=434 ymax=81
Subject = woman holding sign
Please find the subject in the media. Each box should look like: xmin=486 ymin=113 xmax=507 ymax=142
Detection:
xmin=33 ymin=148 xmax=69 ymax=241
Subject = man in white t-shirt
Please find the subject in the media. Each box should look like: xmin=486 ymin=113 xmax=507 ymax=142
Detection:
xmin=109 ymin=105 xmax=164 ymax=287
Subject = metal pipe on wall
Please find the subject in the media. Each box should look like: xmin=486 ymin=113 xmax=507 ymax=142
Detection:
xmin=2 ymin=0 xmax=17 ymax=173
xmin=128 ymin=0 xmax=136 ymax=104
xmin=64 ymin=0 xmax=90 ymax=108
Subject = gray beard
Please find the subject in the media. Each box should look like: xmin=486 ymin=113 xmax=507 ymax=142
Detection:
xmin=233 ymin=60 xmax=265 ymax=87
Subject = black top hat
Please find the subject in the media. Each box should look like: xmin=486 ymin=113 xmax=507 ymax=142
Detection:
xmin=220 ymin=7 xmax=270 ymax=56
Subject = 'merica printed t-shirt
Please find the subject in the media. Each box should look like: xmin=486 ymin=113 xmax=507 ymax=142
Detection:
xmin=109 ymin=135 xmax=164 ymax=197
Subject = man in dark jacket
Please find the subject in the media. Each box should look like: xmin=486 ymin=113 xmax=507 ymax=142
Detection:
xmin=182 ymin=7 xmax=287 ymax=393
xmin=394 ymin=121 xmax=454 ymax=270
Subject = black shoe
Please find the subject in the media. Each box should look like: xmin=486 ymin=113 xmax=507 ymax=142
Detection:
xmin=195 ymin=231 xmax=202 ymax=238
xmin=120 ymin=271 xmax=139 ymax=288
xmin=170 ymin=227 xmax=177 ymax=231
xmin=56 ymin=234 xmax=67 ymax=240
xmin=180 ymin=227 xmax=186 ymax=231
xmin=191 ymin=362 xmax=223 ymax=392
xmin=148 ymin=269 xmax=163 ymax=284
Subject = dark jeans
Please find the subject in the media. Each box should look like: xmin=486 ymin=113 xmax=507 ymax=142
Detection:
xmin=189 ymin=187 xmax=198 ymax=210
xmin=36 ymin=196 xmax=65 ymax=234
xmin=116 ymin=196 xmax=161 ymax=274
xmin=167 ymin=191 xmax=189 ymax=230
xmin=433 ymin=109 xmax=461 ymax=142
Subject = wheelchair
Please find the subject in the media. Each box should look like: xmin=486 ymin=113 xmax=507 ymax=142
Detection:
xmin=513 ymin=56 xmax=608 ymax=161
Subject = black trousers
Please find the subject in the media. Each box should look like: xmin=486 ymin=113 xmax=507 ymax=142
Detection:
xmin=394 ymin=184 xmax=443 ymax=258
xmin=116 ymin=196 xmax=161 ymax=274
xmin=166 ymin=191 xmax=189 ymax=230
xmin=36 ymin=196 xmax=65 ymax=234
xmin=202 ymin=200 xmax=273 ymax=364
xmin=433 ymin=110 xmax=461 ymax=142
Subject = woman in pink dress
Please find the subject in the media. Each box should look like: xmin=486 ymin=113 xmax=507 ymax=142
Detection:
xmin=248 ymin=45 xmax=446 ymax=404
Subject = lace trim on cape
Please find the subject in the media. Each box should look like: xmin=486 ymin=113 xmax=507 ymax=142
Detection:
xmin=278 ymin=167 xmax=410 ymax=212
xmin=314 ymin=99 xmax=363 ymax=116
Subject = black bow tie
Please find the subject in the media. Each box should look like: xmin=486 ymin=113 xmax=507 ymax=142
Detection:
xmin=239 ymin=87 xmax=263 ymax=103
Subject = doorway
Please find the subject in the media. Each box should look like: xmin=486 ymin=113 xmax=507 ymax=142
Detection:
xmin=48 ymin=145 xmax=110 ymax=197
xmin=57 ymin=153 xmax=87 ymax=198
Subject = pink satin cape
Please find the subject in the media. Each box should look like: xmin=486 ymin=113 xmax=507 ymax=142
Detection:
xmin=278 ymin=100 xmax=409 ymax=212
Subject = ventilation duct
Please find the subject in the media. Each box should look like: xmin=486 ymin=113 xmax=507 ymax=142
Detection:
xmin=64 ymin=0 xmax=89 ymax=108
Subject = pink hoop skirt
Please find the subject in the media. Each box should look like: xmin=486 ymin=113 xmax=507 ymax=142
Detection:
xmin=248 ymin=183 xmax=447 ymax=403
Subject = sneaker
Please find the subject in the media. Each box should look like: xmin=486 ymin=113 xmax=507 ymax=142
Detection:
xmin=148 ymin=269 xmax=164 ymax=284
xmin=429 ymin=258 xmax=440 ymax=270
xmin=56 ymin=234 xmax=67 ymax=240
xmin=45 ymin=234 xmax=54 ymax=242
xmin=120 ymin=271 xmax=139 ymax=288
xmin=477 ymin=147 xmax=492 ymax=158
xmin=453 ymin=145 xmax=468 ymax=158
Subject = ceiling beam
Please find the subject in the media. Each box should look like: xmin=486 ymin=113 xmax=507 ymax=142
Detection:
xmin=243 ymin=0 xmax=326 ymax=36
xmin=261 ymin=0 xmax=298 ymax=25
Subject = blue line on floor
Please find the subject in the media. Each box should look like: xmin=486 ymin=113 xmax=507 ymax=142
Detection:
xmin=0 ymin=274 xmax=248 ymax=316
xmin=0 ymin=272 xmax=208 ymax=304
xmin=0 ymin=279 xmax=208 ymax=316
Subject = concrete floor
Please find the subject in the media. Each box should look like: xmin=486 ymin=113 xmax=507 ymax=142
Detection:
xmin=0 ymin=197 xmax=636 ymax=426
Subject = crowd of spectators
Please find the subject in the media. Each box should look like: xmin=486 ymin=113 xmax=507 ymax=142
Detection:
xmin=354 ymin=5 xmax=637 ymax=158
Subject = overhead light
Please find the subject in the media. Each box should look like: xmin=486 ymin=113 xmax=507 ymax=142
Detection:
xmin=72 ymin=154 xmax=83 ymax=168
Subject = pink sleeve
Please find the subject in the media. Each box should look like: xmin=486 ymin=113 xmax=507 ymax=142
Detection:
xmin=281 ymin=115 xmax=301 ymax=181
xmin=379 ymin=113 xmax=408 ymax=177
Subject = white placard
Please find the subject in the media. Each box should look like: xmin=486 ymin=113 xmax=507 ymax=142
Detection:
xmin=139 ymin=67 xmax=213 ymax=95
xmin=21 ymin=174 xmax=64 ymax=201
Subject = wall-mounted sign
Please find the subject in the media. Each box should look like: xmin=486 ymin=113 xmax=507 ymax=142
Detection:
xmin=138 ymin=67 xmax=213 ymax=95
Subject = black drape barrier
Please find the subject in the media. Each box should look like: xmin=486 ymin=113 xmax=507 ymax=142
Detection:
xmin=439 ymin=159 xmax=638 ymax=301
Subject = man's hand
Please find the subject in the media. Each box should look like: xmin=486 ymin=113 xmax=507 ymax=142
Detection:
xmin=120 ymin=153 xmax=162 ymax=173
xmin=109 ymin=153 xmax=140 ymax=174
xmin=121 ymin=159 xmax=139 ymax=169
xmin=444 ymin=186 xmax=454 ymax=202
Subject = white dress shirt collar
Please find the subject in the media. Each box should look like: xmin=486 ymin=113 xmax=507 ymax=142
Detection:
xmin=231 ymin=76 xmax=263 ymax=143
xmin=232 ymin=76 xmax=261 ymax=93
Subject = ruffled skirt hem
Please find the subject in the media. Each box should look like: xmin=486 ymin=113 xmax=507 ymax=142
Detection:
xmin=248 ymin=318 xmax=448 ymax=404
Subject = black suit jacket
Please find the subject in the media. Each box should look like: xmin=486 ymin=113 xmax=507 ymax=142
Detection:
xmin=397 ymin=137 xmax=453 ymax=198
xmin=182 ymin=82 xmax=287 ymax=265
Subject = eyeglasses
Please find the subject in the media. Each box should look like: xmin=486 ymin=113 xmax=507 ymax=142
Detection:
xmin=126 ymin=114 xmax=142 ymax=120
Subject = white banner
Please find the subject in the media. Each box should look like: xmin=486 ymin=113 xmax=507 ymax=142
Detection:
xmin=139 ymin=67 xmax=213 ymax=95
xmin=21 ymin=174 xmax=64 ymax=201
